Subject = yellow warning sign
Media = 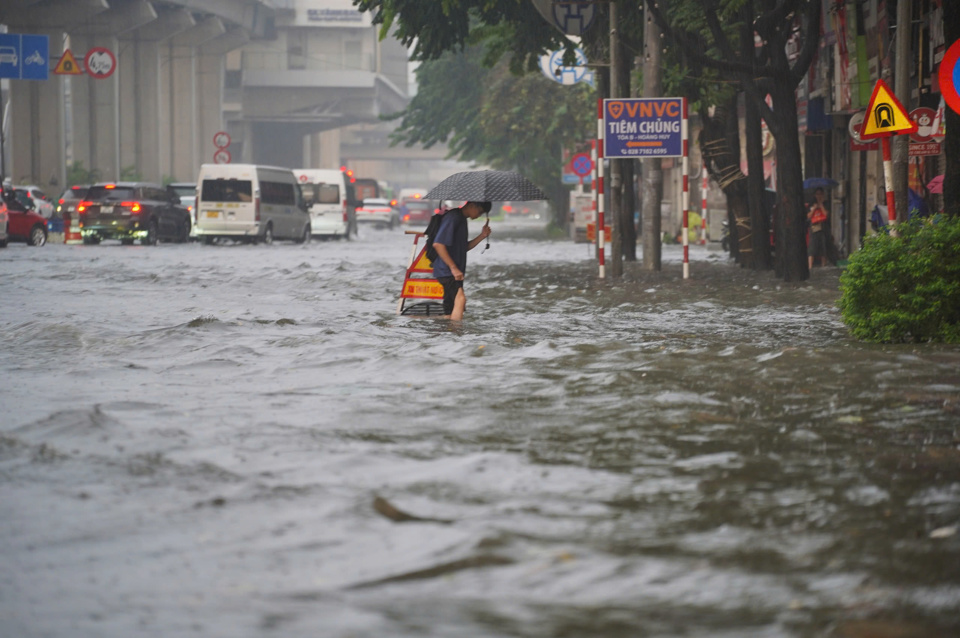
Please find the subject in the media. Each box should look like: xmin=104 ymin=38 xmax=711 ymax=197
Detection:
xmin=409 ymin=247 xmax=434 ymax=273
xmin=859 ymin=79 xmax=917 ymax=140
xmin=401 ymin=278 xmax=444 ymax=299
xmin=53 ymin=49 xmax=83 ymax=75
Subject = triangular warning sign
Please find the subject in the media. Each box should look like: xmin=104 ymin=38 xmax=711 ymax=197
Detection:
xmin=859 ymin=79 xmax=917 ymax=140
xmin=408 ymin=246 xmax=434 ymax=274
xmin=53 ymin=49 xmax=83 ymax=75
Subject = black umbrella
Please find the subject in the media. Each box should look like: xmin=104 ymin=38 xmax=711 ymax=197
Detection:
xmin=425 ymin=170 xmax=547 ymax=202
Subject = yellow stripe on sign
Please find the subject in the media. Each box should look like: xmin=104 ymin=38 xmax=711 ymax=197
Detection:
xmin=401 ymin=278 xmax=444 ymax=299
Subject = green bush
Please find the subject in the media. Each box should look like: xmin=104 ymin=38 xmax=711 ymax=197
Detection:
xmin=838 ymin=215 xmax=960 ymax=343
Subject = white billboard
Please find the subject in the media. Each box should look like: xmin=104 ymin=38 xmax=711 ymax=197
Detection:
xmin=291 ymin=0 xmax=372 ymax=28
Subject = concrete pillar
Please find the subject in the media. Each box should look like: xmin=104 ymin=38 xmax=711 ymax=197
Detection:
xmin=318 ymin=129 xmax=340 ymax=168
xmin=196 ymin=28 xmax=248 ymax=173
xmin=118 ymin=8 xmax=193 ymax=182
xmin=69 ymin=0 xmax=157 ymax=181
xmin=160 ymin=16 xmax=224 ymax=182
xmin=8 ymin=30 xmax=66 ymax=189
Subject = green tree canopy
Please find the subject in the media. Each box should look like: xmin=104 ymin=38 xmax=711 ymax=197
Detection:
xmin=388 ymin=41 xmax=596 ymax=218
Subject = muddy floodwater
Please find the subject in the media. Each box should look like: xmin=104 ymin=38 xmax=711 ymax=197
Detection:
xmin=1 ymin=226 xmax=958 ymax=638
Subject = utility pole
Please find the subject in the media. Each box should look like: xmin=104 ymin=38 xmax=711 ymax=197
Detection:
xmin=892 ymin=0 xmax=911 ymax=222
xmin=641 ymin=0 xmax=662 ymax=271
xmin=609 ymin=2 xmax=623 ymax=278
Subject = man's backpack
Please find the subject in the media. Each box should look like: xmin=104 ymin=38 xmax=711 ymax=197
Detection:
xmin=424 ymin=213 xmax=444 ymax=263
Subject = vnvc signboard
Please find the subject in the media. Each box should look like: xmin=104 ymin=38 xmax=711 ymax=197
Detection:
xmin=603 ymin=98 xmax=685 ymax=158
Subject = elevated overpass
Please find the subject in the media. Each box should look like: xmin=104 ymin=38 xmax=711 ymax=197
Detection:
xmin=1 ymin=0 xmax=412 ymax=189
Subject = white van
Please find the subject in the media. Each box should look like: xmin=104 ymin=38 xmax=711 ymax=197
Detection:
xmin=194 ymin=164 xmax=311 ymax=245
xmin=293 ymin=168 xmax=349 ymax=239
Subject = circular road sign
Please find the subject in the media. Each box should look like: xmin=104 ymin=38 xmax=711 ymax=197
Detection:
xmin=213 ymin=131 xmax=231 ymax=149
xmin=940 ymin=39 xmax=960 ymax=115
xmin=848 ymin=110 xmax=867 ymax=142
xmin=571 ymin=152 xmax=593 ymax=177
xmin=213 ymin=149 xmax=232 ymax=165
xmin=84 ymin=47 xmax=116 ymax=79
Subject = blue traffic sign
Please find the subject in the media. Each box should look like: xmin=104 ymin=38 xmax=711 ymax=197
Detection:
xmin=603 ymin=98 xmax=685 ymax=158
xmin=0 ymin=33 xmax=49 ymax=80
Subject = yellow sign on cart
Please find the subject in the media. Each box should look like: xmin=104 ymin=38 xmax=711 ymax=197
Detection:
xmin=401 ymin=278 xmax=444 ymax=299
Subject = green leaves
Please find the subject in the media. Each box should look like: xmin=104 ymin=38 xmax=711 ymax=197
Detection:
xmin=839 ymin=216 xmax=960 ymax=343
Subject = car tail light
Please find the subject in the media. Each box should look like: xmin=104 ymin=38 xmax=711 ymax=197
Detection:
xmin=121 ymin=201 xmax=141 ymax=213
xmin=255 ymin=196 xmax=261 ymax=222
xmin=502 ymin=205 xmax=513 ymax=213
xmin=403 ymin=214 xmax=410 ymax=222
xmin=58 ymin=198 xmax=65 ymax=205
xmin=77 ymin=200 xmax=92 ymax=213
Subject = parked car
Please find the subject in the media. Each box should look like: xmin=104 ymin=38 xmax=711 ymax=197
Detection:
xmin=168 ymin=182 xmax=197 ymax=213
xmin=194 ymin=164 xmax=311 ymax=245
xmin=500 ymin=200 xmax=549 ymax=220
xmin=168 ymin=182 xmax=198 ymax=238
xmin=77 ymin=182 xmax=191 ymax=245
xmin=0 ymin=197 xmax=8 ymax=248
xmin=14 ymin=186 xmax=56 ymax=219
xmin=52 ymin=185 xmax=89 ymax=234
xmin=398 ymin=198 xmax=438 ymax=226
xmin=294 ymin=168 xmax=350 ymax=240
xmin=1 ymin=189 xmax=48 ymax=246
xmin=355 ymin=197 xmax=399 ymax=229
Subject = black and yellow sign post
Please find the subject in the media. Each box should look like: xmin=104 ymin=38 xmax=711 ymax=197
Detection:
xmin=858 ymin=79 xmax=917 ymax=227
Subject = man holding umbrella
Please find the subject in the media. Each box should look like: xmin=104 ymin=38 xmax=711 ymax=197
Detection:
xmin=432 ymin=201 xmax=492 ymax=320
xmin=424 ymin=170 xmax=545 ymax=320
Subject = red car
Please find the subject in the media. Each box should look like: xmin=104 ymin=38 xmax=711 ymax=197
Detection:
xmin=399 ymin=198 xmax=438 ymax=225
xmin=1 ymin=189 xmax=47 ymax=246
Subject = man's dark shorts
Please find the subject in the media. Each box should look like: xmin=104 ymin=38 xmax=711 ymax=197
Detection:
xmin=436 ymin=276 xmax=463 ymax=315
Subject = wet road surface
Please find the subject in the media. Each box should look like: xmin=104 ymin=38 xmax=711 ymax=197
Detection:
xmin=1 ymin=227 xmax=958 ymax=637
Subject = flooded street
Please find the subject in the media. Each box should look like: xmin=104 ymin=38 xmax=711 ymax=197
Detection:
xmin=1 ymin=228 xmax=958 ymax=638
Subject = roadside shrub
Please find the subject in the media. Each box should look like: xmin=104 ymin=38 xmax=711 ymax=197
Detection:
xmin=838 ymin=215 xmax=960 ymax=343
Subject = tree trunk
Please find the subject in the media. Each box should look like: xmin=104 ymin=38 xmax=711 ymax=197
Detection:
xmin=699 ymin=97 xmax=749 ymax=264
xmin=768 ymin=84 xmax=809 ymax=282
xmin=617 ymin=31 xmax=637 ymax=261
xmin=609 ymin=4 xmax=623 ymax=278
xmin=641 ymin=1 xmax=663 ymax=270
xmin=622 ymin=160 xmax=637 ymax=259
xmin=743 ymin=89 xmax=771 ymax=270
xmin=740 ymin=3 xmax=772 ymax=271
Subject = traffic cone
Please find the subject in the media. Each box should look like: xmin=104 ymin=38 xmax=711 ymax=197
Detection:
xmin=65 ymin=213 xmax=83 ymax=244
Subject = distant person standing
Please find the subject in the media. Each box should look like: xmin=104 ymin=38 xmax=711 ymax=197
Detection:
xmin=432 ymin=201 xmax=492 ymax=320
xmin=807 ymin=188 xmax=829 ymax=269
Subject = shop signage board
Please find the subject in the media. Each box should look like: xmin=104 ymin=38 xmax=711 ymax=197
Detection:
xmin=603 ymin=98 xmax=684 ymax=158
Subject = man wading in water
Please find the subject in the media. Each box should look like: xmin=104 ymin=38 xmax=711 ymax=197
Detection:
xmin=432 ymin=201 xmax=492 ymax=320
